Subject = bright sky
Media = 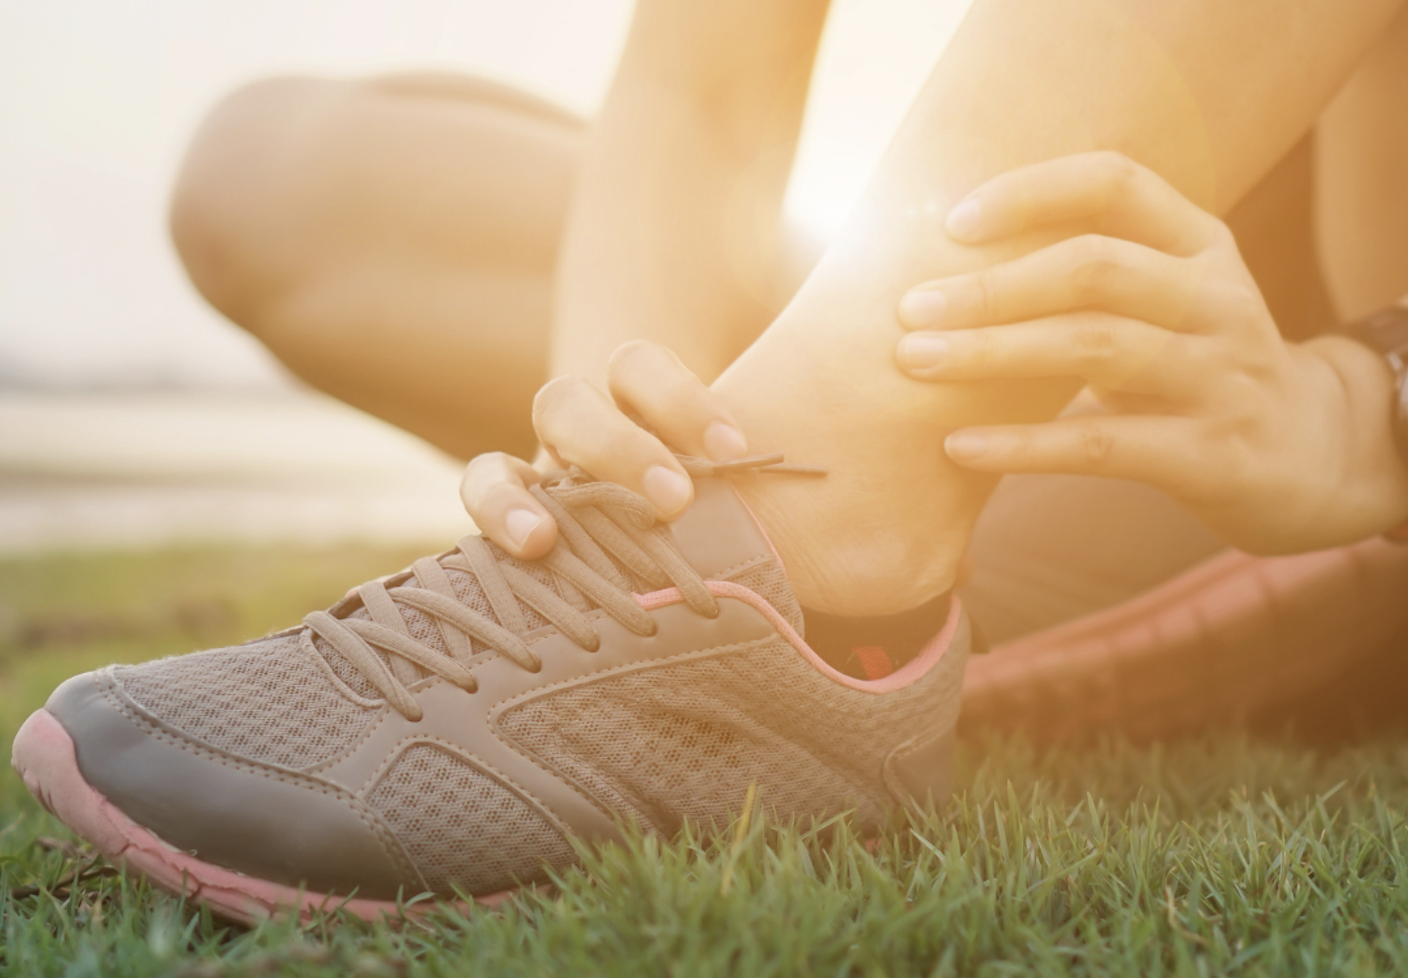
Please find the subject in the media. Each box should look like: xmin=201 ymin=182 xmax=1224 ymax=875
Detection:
xmin=0 ymin=0 xmax=971 ymax=389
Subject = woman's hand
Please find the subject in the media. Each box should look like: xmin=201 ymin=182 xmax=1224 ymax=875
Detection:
xmin=460 ymin=340 xmax=749 ymax=559
xmin=895 ymin=151 xmax=1388 ymax=554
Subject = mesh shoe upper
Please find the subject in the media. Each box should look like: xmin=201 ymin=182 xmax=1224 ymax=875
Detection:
xmin=113 ymin=631 xmax=380 ymax=770
xmin=62 ymin=458 xmax=966 ymax=899
xmin=499 ymin=633 xmax=966 ymax=836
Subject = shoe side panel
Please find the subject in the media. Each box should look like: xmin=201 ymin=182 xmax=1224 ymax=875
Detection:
xmin=882 ymin=612 xmax=970 ymax=811
xmin=498 ymin=599 xmax=971 ymax=836
xmin=317 ymin=595 xmax=781 ymax=846
xmin=111 ymin=633 xmax=382 ymax=770
xmin=45 ymin=671 xmax=423 ymax=900
xmin=365 ymin=743 xmax=578 ymax=895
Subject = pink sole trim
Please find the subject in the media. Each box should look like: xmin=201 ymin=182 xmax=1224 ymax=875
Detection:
xmin=10 ymin=709 xmax=514 ymax=926
xmin=636 ymin=583 xmax=961 ymax=694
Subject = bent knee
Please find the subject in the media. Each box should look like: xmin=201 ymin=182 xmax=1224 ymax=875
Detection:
xmin=170 ymin=76 xmax=350 ymax=327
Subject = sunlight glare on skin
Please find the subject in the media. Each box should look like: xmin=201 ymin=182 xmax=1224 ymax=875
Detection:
xmin=787 ymin=0 xmax=1219 ymax=429
xmin=783 ymin=0 xmax=975 ymax=243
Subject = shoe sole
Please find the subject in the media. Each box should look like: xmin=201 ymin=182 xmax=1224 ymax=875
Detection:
xmin=963 ymin=535 xmax=1408 ymax=741
xmin=10 ymin=709 xmax=515 ymax=925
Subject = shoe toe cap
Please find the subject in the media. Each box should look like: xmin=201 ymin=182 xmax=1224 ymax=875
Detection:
xmin=44 ymin=670 xmax=422 ymax=901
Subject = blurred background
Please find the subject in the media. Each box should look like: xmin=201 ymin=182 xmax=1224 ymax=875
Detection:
xmin=0 ymin=0 xmax=972 ymax=554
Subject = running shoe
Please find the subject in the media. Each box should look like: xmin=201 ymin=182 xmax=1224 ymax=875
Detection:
xmin=11 ymin=457 xmax=969 ymax=924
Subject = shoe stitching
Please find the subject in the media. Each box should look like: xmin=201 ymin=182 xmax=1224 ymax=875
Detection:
xmin=361 ymin=734 xmax=584 ymax=847
xmin=96 ymin=672 xmax=423 ymax=889
xmin=694 ymin=552 xmax=775 ymax=586
xmin=487 ymin=635 xmax=782 ymax=833
xmin=299 ymin=700 xmax=396 ymax=778
xmin=298 ymin=631 xmax=385 ymax=709
xmin=303 ymin=663 xmax=626 ymax=839
xmin=881 ymin=722 xmax=959 ymax=810
xmin=488 ymin=634 xmax=780 ymax=719
xmin=298 ymin=641 xmax=508 ymax=779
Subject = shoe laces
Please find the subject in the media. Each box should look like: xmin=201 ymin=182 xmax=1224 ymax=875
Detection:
xmin=303 ymin=454 xmax=817 ymax=720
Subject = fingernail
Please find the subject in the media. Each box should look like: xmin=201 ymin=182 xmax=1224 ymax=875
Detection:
xmin=946 ymin=197 xmax=982 ymax=240
xmin=898 ymin=289 xmax=947 ymax=328
xmin=505 ymin=508 xmax=545 ymax=550
xmin=899 ymin=333 xmax=950 ymax=372
xmin=643 ymin=465 xmax=692 ymax=516
xmin=945 ymin=431 xmax=988 ymax=462
xmin=703 ymin=421 xmax=748 ymax=462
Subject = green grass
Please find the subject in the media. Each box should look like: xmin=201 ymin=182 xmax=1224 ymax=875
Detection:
xmin=4 ymin=546 xmax=1408 ymax=976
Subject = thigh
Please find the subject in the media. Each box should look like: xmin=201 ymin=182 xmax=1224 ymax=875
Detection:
xmin=959 ymin=473 xmax=1226 ymax=645
xmin=174 ymin=73 xmax=587 ymax=458
xmin=1316 ymin=4 xmax=1408 ymax=319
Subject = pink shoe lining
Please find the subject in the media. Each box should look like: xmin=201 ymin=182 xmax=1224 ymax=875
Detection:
xmin=635 ymin=582 xmax=961 ymax=694
xmin=9 ymin=709 xmax=512 ymax=926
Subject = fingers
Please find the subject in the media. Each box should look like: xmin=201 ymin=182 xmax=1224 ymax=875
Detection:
xmin=461 ymin=340 xmax=743 ymax=557
xmin=533 ymin=341 xmax=747 ymax=520
xmin=607 ymin=341 xmax=748 ymax=463
xmin=533 ymin=375 xmax=696 ymax=520
xmin=944 ymin=151 xmax=1224 ymax=256
xmin=943 ymin=415 xmax=1200 ymax=492
xmin=899 ymin=234 xmax=1204 ymax=333
xmin=898 ymin=313 xmax=1200 ymax=397
xmin=460 ymin=452 xmax=559 ymax=560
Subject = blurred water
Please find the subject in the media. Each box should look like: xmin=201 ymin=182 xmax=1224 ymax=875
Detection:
xmin=0 ymin=391 xmax=473 ymax=553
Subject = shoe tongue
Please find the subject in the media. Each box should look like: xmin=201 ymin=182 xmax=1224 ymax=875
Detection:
xmin=664 ymin=478 xmax=772 ymax=577
xmin=663 ymin=477 xmax=804 ymax=635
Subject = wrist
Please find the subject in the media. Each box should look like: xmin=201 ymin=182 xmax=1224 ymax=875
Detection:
xmin=1337 ymin=305 xmax=1408 ymax=469
xmin=1294 ymin=338 xmax=1408 ymax=540
xmin=1315 ymin=306 xmax=1408 ymax=542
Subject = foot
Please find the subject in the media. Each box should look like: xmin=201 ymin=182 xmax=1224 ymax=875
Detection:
xmin=11 ymin=461 xmax=970 ymax=924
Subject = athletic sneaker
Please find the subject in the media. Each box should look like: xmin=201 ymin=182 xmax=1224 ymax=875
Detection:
xmin=11 ymin=458 xmax=969 ymax=924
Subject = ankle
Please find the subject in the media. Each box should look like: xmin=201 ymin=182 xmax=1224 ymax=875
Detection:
xmin=730 ymin=473 xmax=965 ymax=617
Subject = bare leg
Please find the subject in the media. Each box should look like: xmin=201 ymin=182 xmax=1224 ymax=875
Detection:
xmin=171 ymin=73 xmax=584 ymax=459
xmin=1317 ymin=6 xmax=1408 ymax=319
xmin=714 ymin=0 xmax=1402 ymax=615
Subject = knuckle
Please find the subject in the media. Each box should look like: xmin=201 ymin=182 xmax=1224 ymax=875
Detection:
xmin=460 ymin=451 xmax=506 ymax=488
xmin=460 ymin=453 xmax=518 ymax=511
xmin=972 ymin=267 xmax=1003 ymax=323
xmin=1074 ymin=321 xmax=1119 ymax=365
xmin=597 ymin=425 xmax=656 ymax=471
xmin=965 ymin=333 xmax=996 ymax=372
xmin=655 ymin=375 xmax=702 ymax=411
xmin=477 ymin=478 xmax=527 ymax=517
xmin=1205 ymin=408 xmax=1249 ymax=454
xmin=608 ymin=341 xmax=703 ymax=411
xmin=1069 ymin=236 xmax=1121 ymax=298
xmin=1219 ymin=282 xmax=1266 ymax=327
xmin=1097 ymin=150 xmax=1140 ymax=190
xmin=607 ymin=339 xmax=661 ymax=379
xmin=464 ymin=450 xmax=508 ymax=478
xmin=1077 ymin=425 xmax=1116 ymax=467
xmin=531 ymin=376 xmax=588 ymax=431
xmin=1207 ymin=218 xmax=1237 ymax=249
